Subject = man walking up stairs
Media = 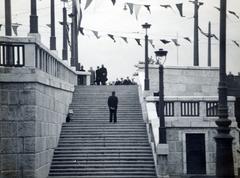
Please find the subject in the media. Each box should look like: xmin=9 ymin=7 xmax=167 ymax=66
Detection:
xmin=48 ymin=85 xmax=157 ymax=178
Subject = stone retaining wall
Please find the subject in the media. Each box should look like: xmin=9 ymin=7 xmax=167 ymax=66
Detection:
xmin=0 ymin=67 xmax=76 ymax=178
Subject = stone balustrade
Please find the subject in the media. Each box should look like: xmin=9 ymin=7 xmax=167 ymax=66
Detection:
xmin=0 ymin=36 xmax=78 ymax=178
xmin=144 ymin=95 xmax=239 ymax=176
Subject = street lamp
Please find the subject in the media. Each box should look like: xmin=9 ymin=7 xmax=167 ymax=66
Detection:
xmin=61 ymin=0 xmax=68 ymax=60
xmin=142 ymin=22 xmax=151 ymax=91
xmin=155 ymin=48 xmax=168 ymax=144
xmin=215 ymin=0 xmax=234 ymax=177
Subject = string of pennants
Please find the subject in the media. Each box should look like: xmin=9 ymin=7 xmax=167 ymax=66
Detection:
xmin=83 ymin=0 xmax=240 ymax=20
xmin=74 ymin=25 xmax=240 ymax=48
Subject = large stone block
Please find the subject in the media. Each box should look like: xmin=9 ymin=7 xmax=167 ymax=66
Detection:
xmin=0 ymin=105 xmax=8 ymax=120
xmin=18 ymin=121 xmax=36 ymax=137
xmin=9 ymin=91 xmax=20 ymax=105
xmin=8 ymin=105 xmax=22 ymax=121
xmin=19 ymin=90 xmax=36 ymax=105
xmin=1 ymin=138 xmax=23 ymax=153
xmin=0 ymin=170 xmax=21 ymax=178
xmin=166 ymin=129 xmax=179 ymax=141
xmin=22 ymin=105 xmax=37 ymax=121
xmin=20 ymin=154 xmax=36 ymax=170
xmin=1 ymin=90 xmax=9 ymax=104
xmin=1 ymin=154 xmax=18 ymax=170
xmin=24 ymin=137 xmax=36 ymax=153
xmin=1 ymin=121 xmax=18 ymax=137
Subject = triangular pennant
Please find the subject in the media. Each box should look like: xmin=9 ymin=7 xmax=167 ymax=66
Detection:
xmin=228 ymin=10 xmax=239 ymax=19
xmin=198 ymin=26 xmax=208 ymax=37
xmin=127 ymin=3 xmax=134 ymax=15
xmin=198 ymin=2 xmax=204 ymax=9
xmin=160 ymin=39 xmax=171 ymax=44
xmin=176 ymin=3 xmax=185 ymax=17
xmin=214 ymin=6 xmax=220 ymax=11
xmin=66 ymin=23 xmax=71 ymax=49
xmin=12 ymin=23 xmax=21 ymax=36
xmin=77 ymin=6 xmax=83 ymax=34
xmin=111 ymin=0 xmax=116 ymax=6
xmin=232 ymin=40 xmax=240 ymax=47
xmin=0 ymin=24 xmax=2 ymax=31
xmin=144 ymin=5 xmax=151 ymax=14
xmin=84 ymin=0 xmax=93 ymax=10
xmin=148 ymin=39 xmax=155 ymax=49
xmin=211 ymin=34 xmax=218 ymax=40
xmin=134 ymin=4 xmax=141 ymax=20
xmin=46 ymin=24 xmax=51 ymax=28
xmin=160 ymin=4 xmax=172 ymax=9
xmin=92 ymin=30 xmax=100 ymax=39
xmin=121 ymin=37 xmax=128 ymax=43
xmin=79 ymin=27 xmax=84 ymax=35
xmin=172 ymin=39 xmax=180 ymax=46
xmin=183 ymin=37 xmax=191 ymax=43
xmin=108 ymin=34 xmax=116 ymax=42
xmin=135 ymin=38 xmax=142 ymax=46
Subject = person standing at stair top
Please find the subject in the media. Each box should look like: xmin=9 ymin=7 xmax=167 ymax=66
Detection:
xmin=108 ymin=91 xmax=118 ymax=123
xmin=100 ymin=64 xmax=108 ymax=85
xmin=95 ymin=66 xmax=101 ymax=85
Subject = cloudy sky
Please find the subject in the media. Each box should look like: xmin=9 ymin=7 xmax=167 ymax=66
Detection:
xmin=0 ymin=0 xmax=239 ymax=81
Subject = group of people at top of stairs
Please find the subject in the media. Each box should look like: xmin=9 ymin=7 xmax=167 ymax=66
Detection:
xmin=87 ymin=65 xmax=108 ymax=85
xmin=88 ymin=65 xmax=137 ymax=86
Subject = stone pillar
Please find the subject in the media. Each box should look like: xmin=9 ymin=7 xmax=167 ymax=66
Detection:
xmin=5 ymin=0 xmax=12 ymax=36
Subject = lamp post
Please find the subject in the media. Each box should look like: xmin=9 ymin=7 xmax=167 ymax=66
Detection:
xmin=215 ymin=0 xmax=234 ymax=177
xmin=50 ymin=0 xmax=56 ymax=50
xmin=155 ymin=49 xmax=168 ymax=144
xmin=30 ymin=0 xmax=38 ymax=33
xmin=5 ymin=0 xmax=12 ymax=36
xmin=142 ymin=23 xmax=151 ymax=91
xmin=61 ymin=0 xmax=68 ymax=60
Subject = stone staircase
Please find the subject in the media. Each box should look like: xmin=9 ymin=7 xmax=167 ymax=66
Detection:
xmin=48 ymin=85 xmax=156 ymax=178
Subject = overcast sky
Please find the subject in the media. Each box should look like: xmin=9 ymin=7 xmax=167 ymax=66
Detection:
xmin=0 ymin=0 xmax=239 ymax=81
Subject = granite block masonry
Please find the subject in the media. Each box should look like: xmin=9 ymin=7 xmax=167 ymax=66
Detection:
xmin=0 ymin=67 xmax=76 ymax=178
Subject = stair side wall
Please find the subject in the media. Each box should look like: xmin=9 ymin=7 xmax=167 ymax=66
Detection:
xmin=0 ymin=68 xmax=76 ymax=178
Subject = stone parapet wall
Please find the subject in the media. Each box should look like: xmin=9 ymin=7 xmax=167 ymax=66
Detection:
xmin=0 ymin=67 xmax=76 ymax=177
xmin=137 ymin=65 xmax=219 ymax=96
xmin=145 ymin=97 xmax=239 ymax=177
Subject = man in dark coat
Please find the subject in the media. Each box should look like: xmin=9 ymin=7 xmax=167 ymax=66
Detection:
xmin=95 ymin=66 xmax=101 ymax=85
xmin=108 ymin=91 xmax=118 ymax=123
xmin=100 ymin=64 xmax=107 ymax=85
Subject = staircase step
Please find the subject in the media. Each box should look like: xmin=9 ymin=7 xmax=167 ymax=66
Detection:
xmin=49 ymin=85 xmax=156 ymax=177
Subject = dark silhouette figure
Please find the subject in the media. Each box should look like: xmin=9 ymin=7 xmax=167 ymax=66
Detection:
xmin=100 ymin=64 xmax=108 ymax=85
xmin=108 ymin=91 xmax=118 ymax=123
xmin=95 ymin=66 xmax=101 ymax=85
xmin=123 ymin=76 xmax=132 ymax=85
xmin=115 ymin=78 xmax=121 ymax=85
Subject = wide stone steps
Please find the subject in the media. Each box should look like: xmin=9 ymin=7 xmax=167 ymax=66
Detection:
xmin=52 ymin=155 xmax=154 ymax=160
xmin=48 ymin=176 xmax=156 ymax=178
xmin=49 ymin=85 xmax=156 ymax=177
